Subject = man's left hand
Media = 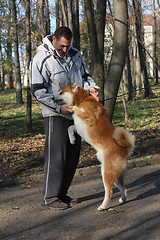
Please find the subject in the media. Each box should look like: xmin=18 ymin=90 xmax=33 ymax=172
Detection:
xmin=89 ymin=88 xmax=99 ymax=102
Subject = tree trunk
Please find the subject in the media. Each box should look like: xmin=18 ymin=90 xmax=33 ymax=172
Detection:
xmin=67 ymin=0 xmax=72 ymax=29
xmin=95 ymin=0 xmax=106 ymax=64
xmin=60 ymin=0 xmax=68 ymax=26
xmin=83 ymin=0 xmax=97 ymax=71
xmin=55 ymin=0 xmax=60 ymax=27
xmin=6 ymin=1 xmax=13 ymax=89
xmin=10 ymin=0 xmax=23 ymax=104
xmin=26 ymin=0 xmax=32 ymax=131
xmin=84 ymin=0 xmax=106 ymax=101
xmin=72 ymin=0 xmax=80 ymax=50
xmin=153 ymin=0 xmax=158 ymax=83
xmin=132 ymin=0 xmax=150 ymax=98
xmin=0 ymin=43 xmax=3 ymax=87
xmin=121 ymin=70 xmax=128 ymax=122
xmin=127 ymin=42 xmax=133 ymax=101
xmin=45 ymin=0 xmax=50 ymax=35
xmin=6 ymin=29 xmax=13 ymax=89
xmin=37 ymin=0 xmax=46 ymax=41
xmin=104 ymin=0 xmax=128 ymax=121
xmin=126 ymin=12 xmax=133 ymax=101
xmin=135 ymin=50 xmax=141 ymax=95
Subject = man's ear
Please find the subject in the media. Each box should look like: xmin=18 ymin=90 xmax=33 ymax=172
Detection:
xmin=52 ymin=35 xmax=56 ymax=44
xmin=72 ymin=82 xmax=79 ymax=92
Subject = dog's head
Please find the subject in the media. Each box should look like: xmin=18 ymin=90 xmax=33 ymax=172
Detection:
xmin=58 ymin=82 xmax=79 ymax=105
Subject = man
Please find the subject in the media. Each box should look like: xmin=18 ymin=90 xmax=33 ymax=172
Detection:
xmin=30 ymin=27 xmax=99 ymax=210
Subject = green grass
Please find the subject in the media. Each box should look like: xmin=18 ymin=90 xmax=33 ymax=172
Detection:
xmin=0 ymin=88 xmax=44 ymax=139
xmin=0 ymin=85 xmax=159 ymax=141
xmin=113 ymin=94 xmax=160 ymax=131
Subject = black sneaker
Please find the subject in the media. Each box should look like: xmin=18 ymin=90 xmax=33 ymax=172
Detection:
xmin=42 ymin=199 xmax=69 ymax=210
xmin=60 ymin=195 xmax=79 ymax=205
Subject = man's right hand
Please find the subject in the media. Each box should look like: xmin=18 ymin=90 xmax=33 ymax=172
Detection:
xmin=60 ymin=104 xmax=73 ymax=114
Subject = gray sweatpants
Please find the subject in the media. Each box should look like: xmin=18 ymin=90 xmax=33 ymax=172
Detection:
xmin=43 ymin=116 xmax=81 ymax=205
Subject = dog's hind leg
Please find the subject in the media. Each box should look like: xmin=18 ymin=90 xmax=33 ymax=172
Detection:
xmin=98 ymin=164 xmax=115 ymax=211
xmin=114 ymin=173 xmax=127 ymax=203
xmin=68 ymin=125 xmax=77 ymax=144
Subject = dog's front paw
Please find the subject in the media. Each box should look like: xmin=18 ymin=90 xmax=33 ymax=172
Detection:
xmin=69 ymin=131 xmax=76 ymax=144
xmin=70 ymin=136 xmax=76 ymax=145
xmin=68 ymin=126 xmax=76 ymax=144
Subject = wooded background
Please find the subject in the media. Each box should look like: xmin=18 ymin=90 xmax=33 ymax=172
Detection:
xmin=0 ymin=0 xmax=159 ymax=130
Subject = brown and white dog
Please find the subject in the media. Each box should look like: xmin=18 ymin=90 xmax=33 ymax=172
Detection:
xmin=59 ymin=82 xmax=135 ymax=211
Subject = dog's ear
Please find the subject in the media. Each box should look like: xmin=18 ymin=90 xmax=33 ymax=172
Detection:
xmin=72 ymin=82 xmax=79 ymax=92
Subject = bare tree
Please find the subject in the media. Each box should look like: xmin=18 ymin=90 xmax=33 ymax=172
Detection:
xmin=67 ymin=0 xmax=72 ymax=28
xmin=10 ymin=0 xmax=23 ymax=104
xmin=0 ymin=1 xmax=6 ymax=88
xmin=71 ymin=0 xmax=80 ymax=50
xmin=84 ymin=0 xmax=106 ymax=100
xmin=36 ymin=0 xmax=50 ymax=43
xmin=132 ymin=0 xmax=150 ymax=98
xmin=55 ymin=0 xmax=63 ymax=25
xmin=6 ymin=25 xmax=13 ymax=89
xmin=104 ymin=0 xmax=128 ymax=121
xmin=135 ymin=48 xmax=141 ymax=95
xmin=55 ymin=0 xmax=80 ymax=49
xmin=37 ymin=0 xmax=46 ymax=41
xmin=45 ymin=0 xmax=50 ymax=35
xmin=26 ymin=0 xmax=32 ymax=130
xmin=55 ymin=0 xmax=60 ymax=27
xmin=60 ymin=0 xmax=68 ymax=25
xmin=126 ymin=10 xmax=133 ymax=101
xmin=0 ymin=43 xmax=2 ymax=86
xmin=121 ymin=70 xmax=128 ymax=122
xmin=126 ymin=41 xmax=133 ymax=101
xmin=153 ymin=0 xmax=158 ymax=83
xmin=6 ymin=1 xmax=13 ymax=89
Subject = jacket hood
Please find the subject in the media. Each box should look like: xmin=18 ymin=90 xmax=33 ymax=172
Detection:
xmin=37 ymin=34 xmax=55 ymax=53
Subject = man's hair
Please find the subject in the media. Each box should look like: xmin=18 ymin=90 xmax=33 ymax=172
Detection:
xmin=53 ymin=27 xmax=72 ymax=41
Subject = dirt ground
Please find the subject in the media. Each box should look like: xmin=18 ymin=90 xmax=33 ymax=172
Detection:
xmin=0 ymin=128 xmax=160 ymax=179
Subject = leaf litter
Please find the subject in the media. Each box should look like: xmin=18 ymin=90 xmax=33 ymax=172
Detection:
xmin=0 ymin=128 xmax=159 ymax=179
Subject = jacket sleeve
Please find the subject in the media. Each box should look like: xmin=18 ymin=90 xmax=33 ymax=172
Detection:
xmin=81 ymin=57 xmax=100 ymax=91
xmin=30 ymin=55 xmax=61 ymax=113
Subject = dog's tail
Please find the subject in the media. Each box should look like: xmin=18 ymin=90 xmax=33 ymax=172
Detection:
xmin=113 ymin=127 xmax=135 ymax=155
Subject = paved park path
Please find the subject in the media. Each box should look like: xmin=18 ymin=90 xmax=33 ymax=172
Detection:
xmin=0 ymin=164 xmax=160 ymax=240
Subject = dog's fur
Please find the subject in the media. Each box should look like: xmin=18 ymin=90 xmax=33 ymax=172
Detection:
xmin=59 ymin=83 xmax=135 ymax=210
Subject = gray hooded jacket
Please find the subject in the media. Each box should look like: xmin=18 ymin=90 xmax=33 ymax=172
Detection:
xmin=30 ymin=35 xmax=99 ymax=118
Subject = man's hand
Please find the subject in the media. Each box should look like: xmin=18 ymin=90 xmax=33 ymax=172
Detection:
xmin=60 ymin=104 xmax=73 ymax=114
xmin=89 ymin=87 xmax=99 ymax=102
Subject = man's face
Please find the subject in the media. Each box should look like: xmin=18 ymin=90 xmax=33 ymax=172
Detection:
xmin=52 ymin=36 xmax=71 ymax=56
